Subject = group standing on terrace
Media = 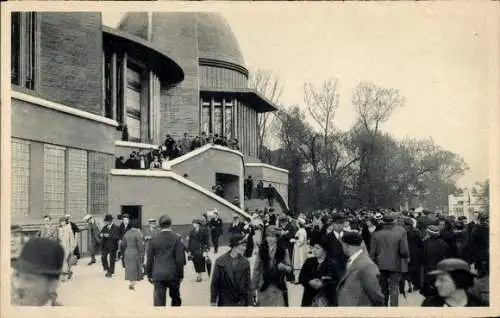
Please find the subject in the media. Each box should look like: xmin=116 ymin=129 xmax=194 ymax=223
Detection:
xmin=115 ymin=132 xmax=240 ymax=170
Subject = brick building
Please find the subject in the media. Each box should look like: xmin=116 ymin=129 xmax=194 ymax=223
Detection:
xmin=10 ymin=12 xmax=288 ymax=245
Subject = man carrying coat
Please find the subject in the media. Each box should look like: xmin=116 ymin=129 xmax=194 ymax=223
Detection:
xmin=370 ymin=214 xmax=410 ymax=307
xmin=337 ymin=231 xmax=384 ymax=306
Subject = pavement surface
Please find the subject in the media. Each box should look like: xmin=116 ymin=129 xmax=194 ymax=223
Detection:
xmin=57 ymin=247 xmax=424 ymax=307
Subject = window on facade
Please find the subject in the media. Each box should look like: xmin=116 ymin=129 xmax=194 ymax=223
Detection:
xmin=67 ymin=149 xmax=88 ymax=218
xmin=125 ymin=64 xmax=144 ymax=141
xmin=12 ymin=139 xmax=30 ymax=223
xmin=201 ymin=100 xmax=211 ymax=134
xmin=11 ymin=12 xmax=37 ymax=89
xmin=225 ymin=100 xmax=233 ymax=139
xmin=44 ymin=145 xmax=66 ymax=218
xmin=200 ymin=97 xmax=235 ymax=138
xmin=103 ymin=48 xmax=162 ymax=144
xmin=89 ymin=152 xmax=112 ymax=216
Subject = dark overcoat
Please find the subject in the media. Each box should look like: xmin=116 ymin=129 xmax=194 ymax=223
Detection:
xmin=210 ymin=252 xmax=252 ymax=306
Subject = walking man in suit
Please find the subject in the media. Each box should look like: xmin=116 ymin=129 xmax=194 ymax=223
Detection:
xmin=146 ymin=215 xmax=186 ymax=307
xmin=209 ymin=211 xmax=223 ymax=254
xmin=83 ymin=214 xmax=101 ymax=266
xmin=370 ymin=214 xmax=410 ymax=307
xmin=100 ymin=214 xmax=120 ymax=277
xmin=336 ymin=232 xmax=384 ymax=306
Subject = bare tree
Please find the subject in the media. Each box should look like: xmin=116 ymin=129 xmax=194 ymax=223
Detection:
xmin=352 ymin=81 xmax=405 ymax=207
xmin=352 ymin=82 xmax=405 ymax=135
xmin=248 ymin=69 xmax=283 ymax=162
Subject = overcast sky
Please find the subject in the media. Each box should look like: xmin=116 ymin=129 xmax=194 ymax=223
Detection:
xmin=102 ymin=3 xmax=498 ymax=188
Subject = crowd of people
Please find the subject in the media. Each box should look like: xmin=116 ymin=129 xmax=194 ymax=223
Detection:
xmin=116 ymin=132 xmax=240 ymax=170
xmin=11 ymin=207 xmax=489 ymax=307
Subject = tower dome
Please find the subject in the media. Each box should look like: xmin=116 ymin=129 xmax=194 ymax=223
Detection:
xmin=118 ymin=12 xmax=246 ymax=69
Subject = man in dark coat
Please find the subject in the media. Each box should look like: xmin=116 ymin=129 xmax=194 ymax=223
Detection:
xmin=420 ymin=225 xmax=452 ymax=297
xmin=471 ymin=213 xmax=489 ymax=275
xmin=403 ymin=218 xmax=423 ymax=292
xmin=370 ymin=214 xmax=410 ymax=307
xmin=100 ymin=214 xmax=121 ymax=277
xmin=146 ymin=214 xmax=186 ymax=307
xmin=322 ymin=213 xmax=348 ymax=272
xmin=279 ymin=216 xmax=298 ymax=280
xmin=208 ymin=211 xmax=224 ymax=254
xmin=229 ymin=215 xmax=245 ymax=235
xmin=210 ymin=234 xmax=252 ymax=306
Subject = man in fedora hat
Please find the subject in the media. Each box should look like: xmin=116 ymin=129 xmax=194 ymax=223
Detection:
xmin=211 ymin=233 xmax=252 ymax=306
xmin=337 ymin=231 xmax=384 ymax=306
xmin=370 ymin=213 xmax=409 ymax=307
xmin=100 ymin=214 xmax=120 ymax=277
xmin=11 ymin=238 xmax=65 ymax=306
xmin=83 ymin=214 xmax=101 ymax=266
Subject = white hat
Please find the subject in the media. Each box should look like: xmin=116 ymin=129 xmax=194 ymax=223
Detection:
xmin=374 ymin=212 xmax=383 ymax=220
xmin=297 ymin=218 xmax=306 ymax=225
xmin=65 ymin=214 xmax=71 ymax=218
xmin=83 ymin=214 xmax=93 ymax=221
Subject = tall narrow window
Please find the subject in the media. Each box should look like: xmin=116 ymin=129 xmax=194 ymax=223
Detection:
xmin=125 ymin=64 xmax=143 ymax=141
xmin=104 ymin=50 xmax=113 ymax=119
xmin=44 ymin=145 xmax=66 ymax=219
xmin=11 ymin=13 xmax=21 ymax=85
xmin=67 ymin=149 xmax=88 ymax=219
xmin=11 ymin=12 xmax=37 ymax=89
xmin=24 ymin=12 xmax=36 ymax=90
xmin=11 ymin=139 xmax=30 ymax=223
xmin=213 ymin=100 xmax=223 ymax=136
xmin=89 ymin=152 xmax=112 ymax=216
xmin=201 ymin=100 xmax=211 ymax=134
xmin=225 ymin=99 xmax=233 ymax=139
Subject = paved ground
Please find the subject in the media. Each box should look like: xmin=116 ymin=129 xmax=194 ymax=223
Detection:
xmin=57 ymin=247 xmax=424 ymax=307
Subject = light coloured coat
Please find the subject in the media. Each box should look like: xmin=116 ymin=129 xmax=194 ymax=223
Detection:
xmin=336 ymin=252 xmax=385 ymax=306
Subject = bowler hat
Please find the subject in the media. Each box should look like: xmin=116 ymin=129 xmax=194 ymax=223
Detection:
xmin=331 ymin=213 xmax=346 ymax=223
xmin=121 ymin=213 xmax=130 ymax=219
xmin=381 ymin=215 xmax=396 ymax=223
xmin=104 ymin=214 xmax=113 ymax=222
xmin=341 ymin=231 xmax=363 ymax=246
xmin=14 ymin=238 xmax=64 ymax=276
xmin=427 ymin=258 xmax=476 ymax=276
xmin=229 ymin=234 xmax=247 ymax=248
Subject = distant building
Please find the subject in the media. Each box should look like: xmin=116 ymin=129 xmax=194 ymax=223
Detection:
xmin=448 ymin=189 xmax=487 ymax=221
xmin=10 ymin=12 xmax=289 ymax=242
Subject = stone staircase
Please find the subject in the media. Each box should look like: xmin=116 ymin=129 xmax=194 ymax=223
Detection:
xmin=244 ymin=197 xmax=285 ymax=216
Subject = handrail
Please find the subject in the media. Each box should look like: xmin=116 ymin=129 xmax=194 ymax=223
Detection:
xmin=165 ymin=144 xmax=244 ymax=170
xmin=111 ymin=169 xmax=251 ymax=220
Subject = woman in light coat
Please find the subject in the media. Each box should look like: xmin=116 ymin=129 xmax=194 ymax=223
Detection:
xmin=291 ymin=218 xmax=308 ymax=284
xmin=122 ymin=219 xmax=145 ymax=290
xmin=58 ymin=216 xmax=76 ymax=282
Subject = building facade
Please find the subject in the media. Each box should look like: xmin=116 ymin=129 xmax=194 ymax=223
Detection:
xmin=448 ymin=190 xmax=488 ymax=222
xmin=10 ymin=12 xmax=289 ymax=241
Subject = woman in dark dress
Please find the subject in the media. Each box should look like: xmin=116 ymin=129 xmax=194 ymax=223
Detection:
xmin=251 ymin=225 xmax=292 ymax=306
xmin=298 ymin=240 xmax=341 ymax=307
xmin=188 ymin=219 xmax=209 ymax=282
